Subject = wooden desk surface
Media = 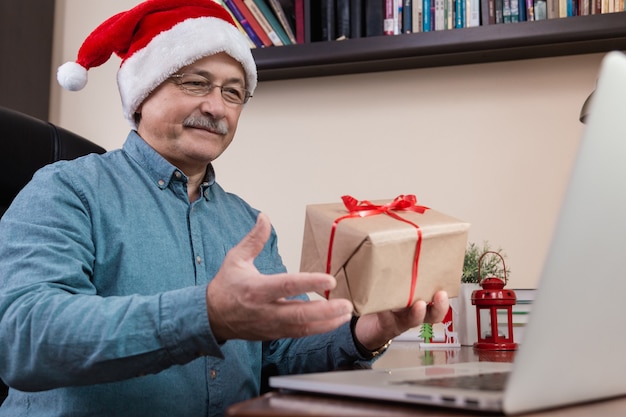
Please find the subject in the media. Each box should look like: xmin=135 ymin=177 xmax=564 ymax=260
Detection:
xmin=227 ymin=342 xmax=626 ymax=417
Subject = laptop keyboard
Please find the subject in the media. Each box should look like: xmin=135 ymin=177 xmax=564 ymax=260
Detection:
xmin=395 ymin=371 xmax=511 ymax=392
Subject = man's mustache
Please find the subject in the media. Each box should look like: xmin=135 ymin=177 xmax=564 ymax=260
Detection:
xmin=183 ymin=116 xmax=228 ymax=135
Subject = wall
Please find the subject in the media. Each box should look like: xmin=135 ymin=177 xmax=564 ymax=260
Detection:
xmin=0 ymin=0 xmax=55 ymax=119
xmin=51 ymin=0 xmax=605 ymax=289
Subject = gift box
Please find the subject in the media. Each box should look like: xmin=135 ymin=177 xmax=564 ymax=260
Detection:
xmin=300 ymin=195 xmax=470 ymax=315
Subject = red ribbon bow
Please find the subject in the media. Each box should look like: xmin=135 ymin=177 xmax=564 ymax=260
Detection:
xmin=325 ymin=195 xmax=429 ymax=307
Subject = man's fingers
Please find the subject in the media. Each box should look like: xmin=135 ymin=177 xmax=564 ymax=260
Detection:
xmin=230 ymin=213 xmax=272 ymax=264
xmin=252 ymin=272 xmax=338 ymax=302
xmin=424 ymin=290 xmax=450 ymax=323
xmin=278 ymin=298 xmax=353 ymax=323
xmin=260 ymin=298 xmax=353 ymax=339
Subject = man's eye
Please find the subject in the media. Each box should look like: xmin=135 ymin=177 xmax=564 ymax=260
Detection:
xmin=184 ymin=80 xmax=209 ymax=88
xmin=223 ymin=87 xmax=243 ymax=100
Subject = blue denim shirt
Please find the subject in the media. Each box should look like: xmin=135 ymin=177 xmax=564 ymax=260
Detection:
xmin=0 ymin=131 xmax=368 ymax=416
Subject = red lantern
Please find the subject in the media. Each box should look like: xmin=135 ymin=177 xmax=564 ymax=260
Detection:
xmin=471 ymin=252 xmax=518 ymax=351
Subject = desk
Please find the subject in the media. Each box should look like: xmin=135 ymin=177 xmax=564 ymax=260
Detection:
xmin=227 ymin=342 xmax=626 ymax=416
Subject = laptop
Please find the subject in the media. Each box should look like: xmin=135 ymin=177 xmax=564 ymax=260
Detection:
xmin=269 ymin=50 xmax=626 ymax=415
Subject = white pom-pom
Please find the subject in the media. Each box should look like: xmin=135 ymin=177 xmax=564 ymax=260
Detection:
xmin=57 ymin=61 xmax=88 ymax=91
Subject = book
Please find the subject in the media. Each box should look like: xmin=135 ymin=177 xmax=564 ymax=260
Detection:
xmin=403 ymin=0 xmax=413 ymax=32
xmin=267 ymin=0 xmax=297 ymax=43
xmin=456 ymin=0 xmax=465 ymax=27
xmin=412 ymin=0 xmax=423 ymax=32
xmin=494 ymin=0 xmax=503 ymax=22
xmin=534 ymin=0 xmax=547 ymax=18
xmin=480 ymin=0 xmax=496 ymax=24
xmin=434 ymin=0 xmax=445 ymax=29
xmin=546 ymin=0 xmax=559 ymax=16
xmin=446 ymin=0 xmax=453 ymax=29
xmin=244 ymin=0 xmax=284 ymax=45
xmin=384 ymin=0 xmax=396 ymax=34
xmin=510 ymin=0 xmax=519 ymax=21
xmin=216 ymin=0 xmax=257 ymax=47
xmin=364 ymin=0 xmax=385 ymax=36
xmin=224 ymin=0 xmax=274 ymax=46
xmin=294 ymin=0 xmax=308 ymax=43
xmin=336 ymin=0 xmax=351 ymax=39
xmin=224 ymin=0 xmax=268 ymax=47
xmin=423 ymin=0 xmax=432 ymax=31
xmin=324 ymin=0 xmax=336 ymax=41
xmin=503 ymin=0 xmax=512 ymax=22
xmin=396 ymin=0 xmax=404 ymax=34
xmin=467 ymin=0 xmax=481 ymax=25
xmin=252 ymin=0 xmax=293 ymax=44
xmin=526 ymin=0 xmax=535 ymax=19
xmin=518 ymin=0 xmax=527 ymax=20
xmin=350 ymin=0 xmax=363 ymax=38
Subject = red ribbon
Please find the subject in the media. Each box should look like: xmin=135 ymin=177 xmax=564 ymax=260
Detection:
xmin=325 ymin=195 xmax=429 ymax=308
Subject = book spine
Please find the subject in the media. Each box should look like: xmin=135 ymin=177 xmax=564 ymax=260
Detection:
xmin=412 ymin=0 xmax=422 ymax=32
xmin=467 ymin=0 xmax=480 ymax=25
xmin=495 ymin=0 xmax=503 ymax=22
xmin=294 ymin=0 xmax=306 ymax=43
xmin=518 ymin=0 xmax=527 ymax=20
xmin=319 ymin=0 xmax=335 ymax=41
xmin=525 ymin=0 xmax=534 ymax=19
xmin=384 ymin=0 xmax=396 ymax=34
xmin=503 ymin=0 xmax=511 ymax=22
xmin=434 ymin=0 xmax=444 ymax=30
xmin=335 ymin=0 xmax=350 ymax=39
xmin=244 ymin=0 xmax=283 ymax=45
xmin=546 ymin=0 xmax=559 ymax=16
xmin=423 ymin=0 xmax=432 ymax=31
xmin=224 ymin=0 xmax=266 ymax=47
xmin=534 ymin=0 xmax=547 ymax=18
xmin=480 ymin=0 xmax=496 ymax=24
xmin=364 ymin=0 xmax=385 ymax=36
xmin=396 ymin=0 xmax=403 ymax=34
xmin=267 ymin=0 xmax=297 ymax=43
xmin=230 ymin=0 xmax=274 ymax=46
xmin=253 ymin=0 xmax=292 ymax=44
xmin=510 ymin=0 xmax=519 ymax=21
xmin=403 ymin=0 xmax=413 ymax=32
xmin=350 ymin=0 xmax=363 ymax=38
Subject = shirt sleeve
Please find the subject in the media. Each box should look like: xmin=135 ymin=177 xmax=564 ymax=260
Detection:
xmin=0 ymin=165 xmax=220 ymax=391
xmin=261 ymin=314 xmax=378 ymax=387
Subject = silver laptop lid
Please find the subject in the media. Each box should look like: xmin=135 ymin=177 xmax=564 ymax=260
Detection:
xmin=503 ymin=50 xmax=626 ymax=414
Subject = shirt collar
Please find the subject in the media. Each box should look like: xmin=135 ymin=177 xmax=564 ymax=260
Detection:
xmin=122 ymin=131 xmax=216 ymax=199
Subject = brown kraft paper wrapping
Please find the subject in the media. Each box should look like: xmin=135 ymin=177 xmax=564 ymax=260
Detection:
xmin=300 ymin=196 xmax=470 ymax=315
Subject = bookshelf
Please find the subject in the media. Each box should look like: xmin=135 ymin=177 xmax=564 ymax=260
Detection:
xmin=252 ymin=12 xmax=626 ymax=81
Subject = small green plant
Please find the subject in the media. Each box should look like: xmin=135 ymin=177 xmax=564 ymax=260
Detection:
xmin=462 ymin=241 xmax=510 ymax=284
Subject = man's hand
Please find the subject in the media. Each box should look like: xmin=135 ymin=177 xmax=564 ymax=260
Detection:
xmin=206 ymin=213 xmax=353 ymax=342
xmin=354 ymin=291 xmax=450 ymax=351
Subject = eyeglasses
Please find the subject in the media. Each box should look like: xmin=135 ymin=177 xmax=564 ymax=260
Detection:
xmin=169 ymin=73 xmax=251 ymax=105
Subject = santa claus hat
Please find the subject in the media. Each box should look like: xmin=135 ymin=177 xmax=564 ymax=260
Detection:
xmin=57 ymin=0 xmax=257 ymax=128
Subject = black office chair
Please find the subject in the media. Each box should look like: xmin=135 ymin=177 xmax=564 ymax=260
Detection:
xmin=0 ymin=106 xmax=106 ymax=404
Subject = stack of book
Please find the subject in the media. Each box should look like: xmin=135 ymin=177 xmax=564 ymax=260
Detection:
xmin=217 ymin=0 xmax=626 ymax=47
xmin=217 ymin=0 xmax=297 ymax=48
xmin=497 ymin=288 xmax=536 ymax=344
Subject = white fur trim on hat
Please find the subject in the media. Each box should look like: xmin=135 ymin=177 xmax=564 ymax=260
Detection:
xmin=118 ymin=16 xmax=257 ymax=129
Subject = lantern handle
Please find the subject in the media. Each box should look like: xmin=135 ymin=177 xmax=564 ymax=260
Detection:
xmin=477 ymin=250 xmax=507 ymax=284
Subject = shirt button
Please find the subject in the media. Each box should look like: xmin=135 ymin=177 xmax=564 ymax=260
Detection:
xmin=174 ymin=171 xmax=182 ymax=179
xmin=196 ymin=256 xmax=202 ymax=265
xmin=157 ymin=179 xmax=165 ymax=187
xmin=210 ymin=369 xmax=217 ymax=379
